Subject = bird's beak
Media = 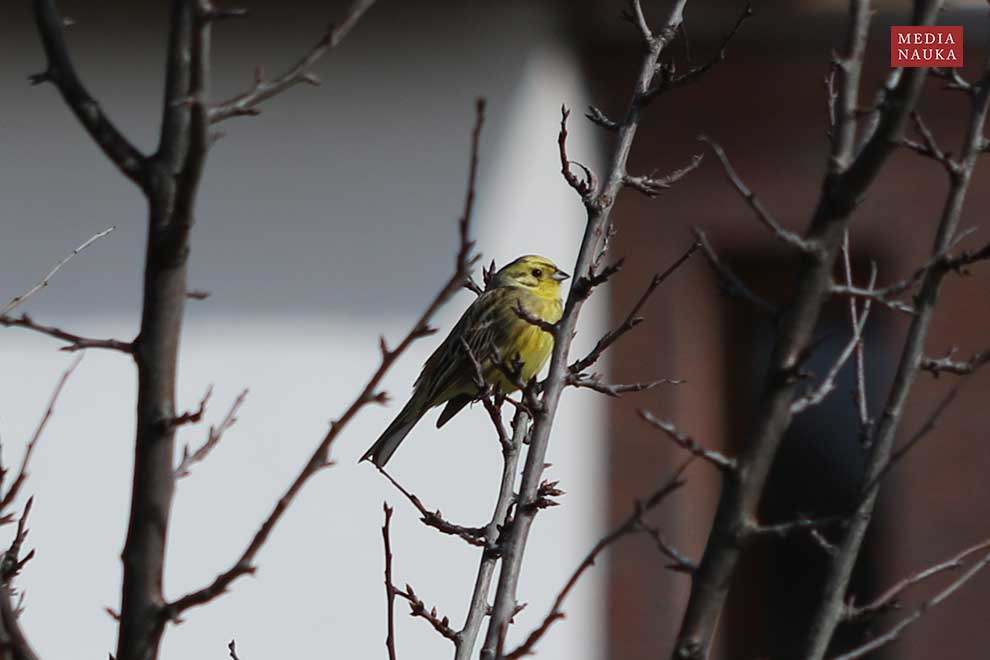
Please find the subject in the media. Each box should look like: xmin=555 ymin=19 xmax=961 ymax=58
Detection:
xmin=552 ymin=270 xmax=570 ymax=282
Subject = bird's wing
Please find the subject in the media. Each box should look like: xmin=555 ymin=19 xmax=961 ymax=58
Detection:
xmin=414 ymin=289 xmax=507 ymax=405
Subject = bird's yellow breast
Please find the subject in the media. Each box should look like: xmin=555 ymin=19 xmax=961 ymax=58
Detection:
xmin=489 ymin=293 xmax=562 ymax=392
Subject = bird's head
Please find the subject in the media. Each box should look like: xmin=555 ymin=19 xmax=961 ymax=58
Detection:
xmin=492 ymin=255 xmax=569 ymax=299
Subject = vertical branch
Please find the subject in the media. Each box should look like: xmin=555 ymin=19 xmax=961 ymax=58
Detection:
xmin=798 ymin=43 xmax=990 ymax=660
xmin=672 ymin=1 xmax=943 ymax=657
xmin=455 ymin=408 xmax=529 ymax=659
xmin=382 ymin=503 xmax=398 ymax=660
xmin=481 ymin=1 xmax=692 ymax=656
xmin=117 ymin=1 xmax=208 ymax=658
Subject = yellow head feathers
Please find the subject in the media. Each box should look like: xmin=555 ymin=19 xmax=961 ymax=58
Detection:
xmin=492 ymin=255 xmax=569 ymax=299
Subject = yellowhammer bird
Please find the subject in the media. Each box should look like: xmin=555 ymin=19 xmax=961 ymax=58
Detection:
xmin=360 ymin=255 xmax=569 ymax=467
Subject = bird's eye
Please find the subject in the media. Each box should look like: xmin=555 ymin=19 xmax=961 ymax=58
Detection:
xmin=531 ymin=268 xmax=543 ymax=278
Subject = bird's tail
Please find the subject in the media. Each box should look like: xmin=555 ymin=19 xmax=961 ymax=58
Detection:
xmin=360 ymin=393 xmax=427 ymax=467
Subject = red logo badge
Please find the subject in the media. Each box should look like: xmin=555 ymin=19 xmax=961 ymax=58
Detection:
xmin=891 ymin=26 xmax=963 ymax=67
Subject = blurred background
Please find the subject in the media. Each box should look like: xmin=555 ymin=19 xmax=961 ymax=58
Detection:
xmin=1 ymin=1 xmax=989 ymax=659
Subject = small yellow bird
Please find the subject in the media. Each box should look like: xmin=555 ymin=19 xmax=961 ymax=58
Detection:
xmin=360 ymin=255 xmax=569 ymax=467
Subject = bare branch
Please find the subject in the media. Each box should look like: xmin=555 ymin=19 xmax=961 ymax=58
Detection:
xmin=0 ymin=499 xmax=37 ymax=582
xmin=693 ymin=228 xmax=777 ymax=316
xmin=846 ymin=537 xmax=990 ymax=621
xmin=931 ymin=66 xmax=974 ymax=94
xmin=624 ymin=0 xmax=654 ymax=44
xmin=174 ymin=389 xmax=248 ymax=480
xmin=30 ymin=0 xmax=148 ymax=186
xmin=941 ymin=239 xmax=990 ymax=272
xmin=209 ymin=0 xmax=378 ymax=123
xmin=643 ymin=2 xmax=753 ymax=102
xmin=168 ymin=385 xmax=213 ymax=429
xmin=623 ymin=153 xmax=703 ymax=197
xmin=558 ymin=106 xmax=596 ymax=202
xmin=376 ymin=467 xmax=485 ymax=546
xmin=395 ymin=584 xmax=457 ymax=643
xmin=636 ymin=518 xmax=697 ymax=574
xmin=920 ymin=348 xmax=990 ymax=376
xmin=2 ymin=226 xmax=115 ymax=316
xmin=791 ymin=262 xmax=876 ymax=414
xmin=567 ymin=372 xmax=682 ymax=397
xmin=902 ymin=111 xmax=957 ymax=173
xmin=834 ymin=549 xmax=990 ymax=660
xmin=639 ymin=410 xmax=736 ymax=471
xmin=1 ymin=356 xmax=83 ymax=517
xmin=0 ymin=314 xmax=133 ymax=354
xmin=841 ymin=231 xmax=871 ymax=432
xmin=381 ymin=504 xmax=398 ymax=660
xmin=455 ymin=408 xmax=529 ymax=660
xmin=585 ymin=105 xmax=619 ymax=131
xmin=699 ymin=136 xmax=816 ymax=253
xmin=570 ymin=241 xmax=700 ymax=374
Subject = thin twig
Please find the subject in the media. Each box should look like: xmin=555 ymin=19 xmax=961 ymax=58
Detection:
xmin=570 ymin=241 xmax=700 ymax=374
xmin=0 ymin=314 xmax=133 ymax=354
xmin=845 ymin=537 xmax=990 ymax=621
xmin=1 ymin=226 xmax=115 ymax=316
xmin=920 ymin=347 xmax=990 ymax=376
xmin=395 ymin=584 xmax=458 ymax=643
xmin=791 ymin=262 xmax=877 ymax=414
xmin=639 ymin=410 xmax=736 ymax=471
xmin=174 ymin=389 xmax=248 ymax=479
xmin=377 ymin=467 xmax=486 ymax=546
xmin=568 ymin=372 xmax=682 ymax=397
xmin=558 ymin=106 xmax=596 ymax=203
xmin=693 ymin=228 xmax=777 ymax=316
xmin=699 ymin=135 xmax=816 ymax=253
xmin=623 ymin=153 xmax=703 ymax=197
xmin=841 ymin=231 xmax=871 ymax=431
xmin=834 ymin=549 xmax=990 ymax=660
xmin=0 ymin=356 xmax=83 ymax=517
xmin=208 ymin=0 xmax=377 ymax=123
xmin=382 ymin=503 xmax=398 ymax=660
